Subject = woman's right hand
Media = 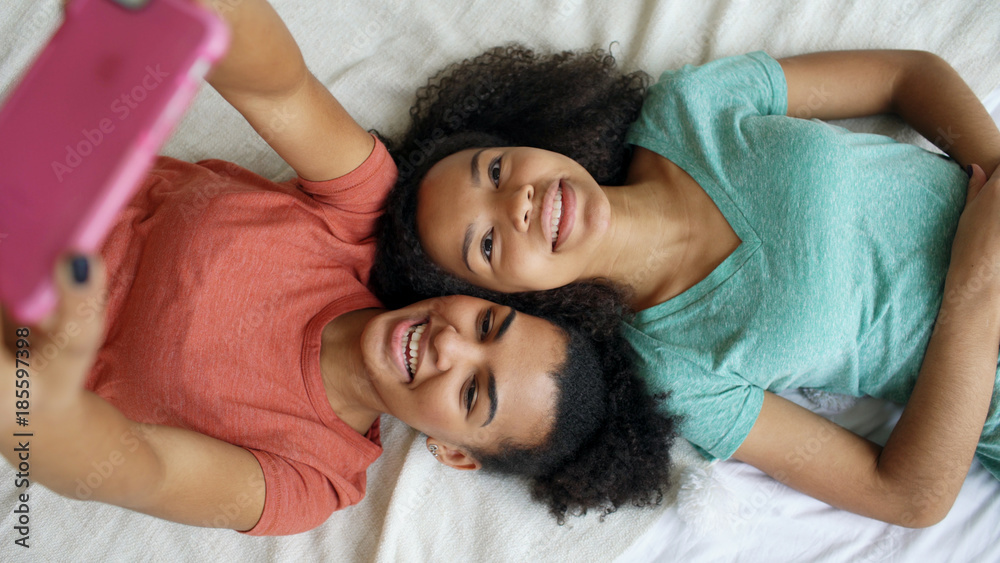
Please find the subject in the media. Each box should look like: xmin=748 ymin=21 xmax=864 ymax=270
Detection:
xmin=942 ymin=164 xmax=1000 ymax=323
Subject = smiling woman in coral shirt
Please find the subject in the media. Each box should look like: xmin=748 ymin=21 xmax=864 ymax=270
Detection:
xmin=0 ymin=0 xmax=675 ymax=536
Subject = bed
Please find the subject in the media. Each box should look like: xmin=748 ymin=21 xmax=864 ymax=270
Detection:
xmin=2 ymin=0 xmax=998 ymax=561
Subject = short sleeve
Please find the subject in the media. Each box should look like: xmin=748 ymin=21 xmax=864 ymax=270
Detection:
xmin=293 ymin=136 xmax=398 ymax=244
xmin=624 ymin=324 xmax=764 ymax=461
xmin=242 ymin=449 xmax=369 ymax=536
xmin=676 ymin=380 xmax=764 ymax=461
xmin=626 ymin=51 xmax=787 ymax=156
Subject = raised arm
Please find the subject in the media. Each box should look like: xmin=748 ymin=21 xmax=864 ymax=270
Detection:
xmin=733 ymin=165 xmax=1000 ymax=527
xmin=779 ymin=50 xmax=1000 ymax=175
xmin=203 ymin=0 xmax=374 ymax=181
xmin=0 ymin=257 xmax=265 ymax=531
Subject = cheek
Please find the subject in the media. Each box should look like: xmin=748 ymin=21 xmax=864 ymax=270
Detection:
xmin=403 ymin=394 xmax=453 ymax=430
xmin=498 ymin=245 xmax=549 ymax=288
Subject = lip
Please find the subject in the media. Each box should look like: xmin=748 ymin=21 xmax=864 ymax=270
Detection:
xmin=541 ymin=178 xmax=561 ymax=251
xmin=553 ymin=181 xmax=575 ymax=251
xmin=391 ymin=317 xmax=427 ymax=384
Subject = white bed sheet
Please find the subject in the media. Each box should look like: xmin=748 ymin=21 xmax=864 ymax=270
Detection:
xmin=1 ymin=1 xmax=998 ymax=561
xmin=619 ymin=393 xmax=1000 ymax=563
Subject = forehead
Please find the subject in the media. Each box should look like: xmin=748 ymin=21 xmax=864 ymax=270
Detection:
xmin=475 ymin=312 xmax=566 ymax=448
xmin=423 ymin=147 xmax=482 ymax=186
xmin=416 ymin=149 xmax=485 ymax=271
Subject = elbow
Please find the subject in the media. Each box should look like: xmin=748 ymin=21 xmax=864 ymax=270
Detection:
xmin=884 ymin=489 xmax=957 ymax=528
xmin=892 ymin=508 xmax=947 ymax=529
xmin=871 ymin=459 xmax=964 ymax=528
xmin=870 ymin=470 xmax=958 ymax=528
xmin=898 ymin=50 xmax=952 ymax=88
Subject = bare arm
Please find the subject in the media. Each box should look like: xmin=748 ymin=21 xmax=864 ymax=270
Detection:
xmin=734 ymin=165 xmax=1000 ymax=527
xmin=203 ymin=0 xmax=373 ymax=181
xmin=1 ymin=257 xmax=265 ymax=531
xmin=779 ymin=50 xmax=1000 ymax=175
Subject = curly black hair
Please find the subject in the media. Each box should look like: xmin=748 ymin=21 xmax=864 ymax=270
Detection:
xmin=467 ymin=285 xmax=677 ymax=523
xmin=371 ymin=44 xmax=649 ymax=309
xmin=371 ymin=44 xmax=672 ymax=522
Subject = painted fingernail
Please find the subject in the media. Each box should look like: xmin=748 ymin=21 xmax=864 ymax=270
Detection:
xmin=70 ymin=255 xmax=89 ymax=285
xmin=966 ymin=165 xmax=973 ymax=178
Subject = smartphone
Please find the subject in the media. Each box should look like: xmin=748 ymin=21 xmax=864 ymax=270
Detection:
xmin=0 ymin=0 xmax=228 ymax=323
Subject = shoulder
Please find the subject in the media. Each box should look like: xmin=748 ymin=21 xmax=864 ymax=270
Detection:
xmin=296 ymin=136 xmax=398 ymax=211
xmin=641 ymin=52 xmax=786 ymax=118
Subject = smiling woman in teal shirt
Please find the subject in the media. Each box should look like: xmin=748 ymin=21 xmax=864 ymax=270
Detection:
xmin=623 ymin=51 xmax=996 ymax=477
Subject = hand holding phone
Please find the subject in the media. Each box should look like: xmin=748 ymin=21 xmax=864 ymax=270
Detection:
xmin=0 ymin=0 xmax=228 ymax=322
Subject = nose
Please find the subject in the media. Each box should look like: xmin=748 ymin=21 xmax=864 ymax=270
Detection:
xmin=432 ymin=324 xmax=475 ymax=374
xmin=508 ymin=183 xmax=533 ymax=233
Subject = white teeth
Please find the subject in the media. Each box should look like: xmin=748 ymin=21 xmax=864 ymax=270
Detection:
xmin=403 ymin=323 xmax=426 ymax=377
xmin=551 ymin=187 xmax=563 ymax=246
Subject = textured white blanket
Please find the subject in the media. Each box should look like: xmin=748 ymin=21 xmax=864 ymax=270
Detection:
xmin=1 ymin=1 xmax=998 ymax=561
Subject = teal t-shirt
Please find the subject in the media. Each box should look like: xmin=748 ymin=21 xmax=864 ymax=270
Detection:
xmin=623 ymin=52 xmax=1000 ymax=479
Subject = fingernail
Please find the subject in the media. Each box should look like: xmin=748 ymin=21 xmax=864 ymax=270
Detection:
xmin=966 ymin=164 xmax=973 ymax=178
xmin=70 ymin=255 xmax=89 ymax=285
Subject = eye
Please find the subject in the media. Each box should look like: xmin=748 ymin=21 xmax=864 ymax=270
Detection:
xmin=465 ymin=376 xmax=478 ymax=414
xmin=488 ymin=156 xmax=502 ymax=186
xmin=481 ymin=228 xmax=494 ymax=263
xmin=479 ymin=309 xmax=493 ymax=340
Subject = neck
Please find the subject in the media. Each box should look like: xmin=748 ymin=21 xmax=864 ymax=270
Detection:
xmin=586 ymin=179 xmax=694 ymax=307
xmin=319 ymin=308 xmax=385 ymax=434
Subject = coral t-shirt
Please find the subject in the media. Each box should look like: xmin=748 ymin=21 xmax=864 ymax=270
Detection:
xmin=84 ymin=138 xmax=398 ymax=535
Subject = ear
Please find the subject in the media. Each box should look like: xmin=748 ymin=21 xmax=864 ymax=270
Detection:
xmin=426 ymin=437 xmax=481 ymax=471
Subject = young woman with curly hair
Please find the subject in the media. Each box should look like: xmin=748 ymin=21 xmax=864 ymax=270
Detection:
xmin=0 ymin=5 xmax=676 ymax=535
xmin=371 ymin=44 xmax=1000 ymax=527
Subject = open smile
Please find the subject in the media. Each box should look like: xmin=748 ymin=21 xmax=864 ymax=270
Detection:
xmin=402 ymin=322 xmax=427 ymax=380
xmin=392 ymin=318 xmax=427 ymax=383
xmin=542 ymin=179 xmax=575 ymax=251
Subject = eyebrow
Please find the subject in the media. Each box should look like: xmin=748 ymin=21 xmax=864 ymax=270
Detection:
xmin=495 ymin=308 xmax=516 ymax=341
xmin=470 ymin=148 xmax=486 ymax=186
xmin=482 ymin=372 xmax=497 ymax=427
xmin=481 ymin=309 xmax=515 ymax=427
xmin=462 ymin=149 xmax=489 ymax=272
xmin=462 ymin=225 xmax=475 ymax=272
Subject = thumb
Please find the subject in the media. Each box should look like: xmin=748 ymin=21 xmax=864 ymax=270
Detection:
xmin=47 ymin=254 xmax=108 ymax=362
xmin=966 ymin=163 xmax=987 ymax=202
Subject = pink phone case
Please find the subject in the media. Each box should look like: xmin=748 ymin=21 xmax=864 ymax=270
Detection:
xmin=0 ymin=0 xmax=228 ymax=322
